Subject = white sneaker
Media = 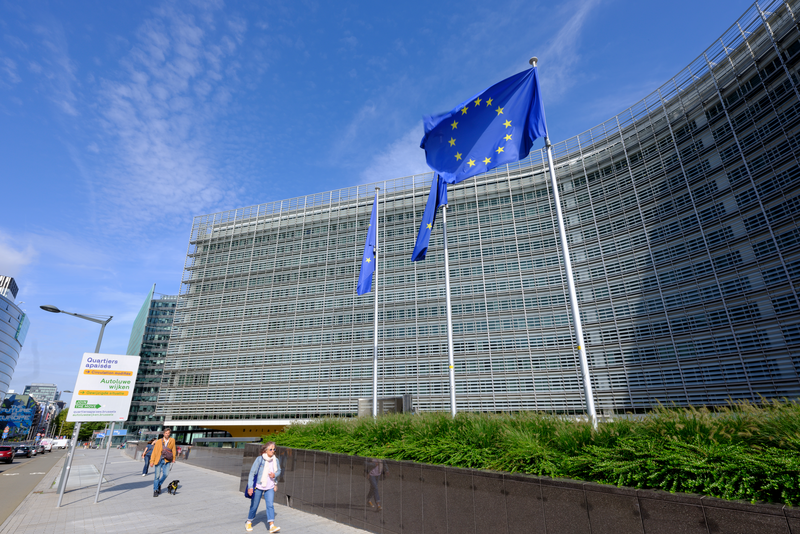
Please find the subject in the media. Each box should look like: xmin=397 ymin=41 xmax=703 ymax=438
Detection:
xmin=141 ymin=474 xmax=146 ymax=477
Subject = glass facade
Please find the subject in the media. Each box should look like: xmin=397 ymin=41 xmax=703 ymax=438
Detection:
xmin=160 ymin=0 xmax=800 ymax=425
xmin=125 ymin=293 xmax=177 ymax=436
xmin=0 ymin=278 xmax=26 ymax=399
xmin=23 ymin=383 xmax=58 ymax=403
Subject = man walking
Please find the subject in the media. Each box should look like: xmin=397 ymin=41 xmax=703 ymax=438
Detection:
xmin=150 ymin=428 xmax=177 ymax=497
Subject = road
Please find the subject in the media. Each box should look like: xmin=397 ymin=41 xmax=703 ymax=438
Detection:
xmin=0 ymin=449 xmax=64 ymax=525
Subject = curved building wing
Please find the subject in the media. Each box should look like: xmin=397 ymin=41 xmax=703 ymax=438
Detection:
xmin=161 ymin=0 xmax=800 ymax=429
xmin=0 ymin=277 xmax=27 ymax=398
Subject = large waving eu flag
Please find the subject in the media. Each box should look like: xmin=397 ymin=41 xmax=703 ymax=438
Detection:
xmin=420 ymin=67 xmax=548 ymax=184
xmin=357 ymin=192 xmax=378 ymax=295
xmin=412 ymin=67 xmax=548 ymax=261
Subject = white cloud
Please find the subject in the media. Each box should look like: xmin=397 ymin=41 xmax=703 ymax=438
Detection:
xmin=0 ymin=55 xmax=20 ymax=86
xmin=32 ymin=22 xmax=79 ymax=116
xmin=0 ymin=233 xmax=37 ymax=276
xmin=538 ymin=0 xmax=601 ymax=103
xmin=97 ymin=287 xmax=152 ymax=324
xmin=360 ymin=123 xmax=430 ymax=184
xmin=93 ymin=3 xmax=247 ymax=233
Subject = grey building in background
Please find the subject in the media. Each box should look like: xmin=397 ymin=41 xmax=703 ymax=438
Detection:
xmin=125 ymin=285 xmax=177 ymax=438
xmin=23 ymin=383 xmax=59 ymax=403
xmin=160 ymin=0 xmax=800 ymax=432
xmin=0 ymin=276 xmax=29 ymax=399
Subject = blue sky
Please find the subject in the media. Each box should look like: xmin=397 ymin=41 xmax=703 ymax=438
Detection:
xmin=1 ymin=0 xmax=754 ymax=400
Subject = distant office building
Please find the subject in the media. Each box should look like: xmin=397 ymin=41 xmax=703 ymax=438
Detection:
xmin=0 ymin=276 xmax=18 ymax=301
xmin=23 ymin=383 xmax=59 ymax=403
xmin=124 ymin=285 xmax=177 ymax=438
xmin=0 ymin=276 xmax=29 ymax=398
xmin=160 ymin=1 xmax=800 ymax=435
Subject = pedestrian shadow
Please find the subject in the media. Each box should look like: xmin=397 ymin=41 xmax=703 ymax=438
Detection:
xmin=92 ymin=479 xmax=157 ymax=502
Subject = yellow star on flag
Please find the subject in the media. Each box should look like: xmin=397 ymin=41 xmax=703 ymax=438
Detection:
xmin=473 ymin=97 xmax=481 ymax=107
xmin=495 ymin=106 xmax=504 ymax=115
xmin=496 ymin=146 xmax=504 ymax=154
xmin=461 ymin=106 xmax=468 ymax=115
xmin=449 ymin=137 xmax=456 ymax=147
xmin=366 ymin=258 xmax=371 ymax=263
xmin=426 ymin=223 xmax=432 ymax=229
xmin=455 ymin=152 xmax=462 ymax=161
xmin=486 ymin=98 xmax=493 ymax=106
xmin=504 ymin=133 xmax=512 ymax=141
xmin=451 ymin=120 xmax=458 ymax=129
xmin=483 ymin=156 xmax=491 ymax=164
xmin=467 ymin=159 xmax=476 ymax=167
xmin=503 ymin=119 xmax=512 ymax=128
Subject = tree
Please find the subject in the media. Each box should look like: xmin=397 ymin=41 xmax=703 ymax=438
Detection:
xmin=52 ymin=410 xmax=106 ymax=441
xmin=53 ymin=408 xmax=71 ymax=438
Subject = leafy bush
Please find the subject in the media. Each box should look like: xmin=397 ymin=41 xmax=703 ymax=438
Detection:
xmin=273 ymin=399 xmax=800 ymax=505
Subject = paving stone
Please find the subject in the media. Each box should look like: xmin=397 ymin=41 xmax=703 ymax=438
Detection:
xmin=0 ymin=449 xmax=368 ymax=534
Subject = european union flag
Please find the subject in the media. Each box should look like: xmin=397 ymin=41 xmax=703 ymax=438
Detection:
xmin=411 ymin=174 xmax=447 ymax=262
xmin=420 ymin=67 xmax=547 ymax=184
xmin=412 ymin=67 xmax=548 ymax=261
xmin=357 ymin=192 xmax=378 ymax=295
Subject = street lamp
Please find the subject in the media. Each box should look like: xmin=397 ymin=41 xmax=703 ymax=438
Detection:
xmin=40 ymin=305 xmax=112 ymax=507
xmin=39 ymin=306 xmax=112 ymax=352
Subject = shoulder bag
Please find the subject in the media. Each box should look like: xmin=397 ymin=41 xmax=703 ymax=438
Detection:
xmin=244 ymin=457 xmax=263 ymax=499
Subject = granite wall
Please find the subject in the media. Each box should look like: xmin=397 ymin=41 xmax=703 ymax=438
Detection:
xmin=260 ymin=447 xmax=799 ymax=534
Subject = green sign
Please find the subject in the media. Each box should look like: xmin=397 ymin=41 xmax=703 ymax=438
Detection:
xmin=74 ymin=400 xmax=101 ymax=409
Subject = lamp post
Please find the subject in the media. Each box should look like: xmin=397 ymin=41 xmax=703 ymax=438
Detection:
xmin=40 ymin=305 xmax=112 ymax=508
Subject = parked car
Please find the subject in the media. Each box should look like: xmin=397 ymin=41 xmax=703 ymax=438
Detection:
xmin=0 ymin=446 xmax=13 ymax=463
xmin=13 ymin=445 xmax=32 ymax=458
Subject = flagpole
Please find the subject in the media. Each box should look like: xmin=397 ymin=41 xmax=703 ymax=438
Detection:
xmin=532 ymin=57 xmax=597 ymax=429
xmin=441 ymin=204 xmax=457 ymax=417
xmin=373 ymin=187 xmax=380 ymax=418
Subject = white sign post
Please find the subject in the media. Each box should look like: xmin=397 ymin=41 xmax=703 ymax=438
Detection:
xmin=59 ymin=353 xmax=139 ymax=506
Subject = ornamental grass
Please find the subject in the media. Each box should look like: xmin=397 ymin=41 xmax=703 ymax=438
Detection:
xmin=272 ymin=399 xmax=800 ymax=505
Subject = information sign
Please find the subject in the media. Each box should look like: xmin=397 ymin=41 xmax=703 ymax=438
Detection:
xmin=66 ymin=353 xmax=140 ymax=422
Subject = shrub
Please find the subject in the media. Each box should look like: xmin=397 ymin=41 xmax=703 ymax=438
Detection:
xmin=272 ymin=399 xmax=800 ymax=505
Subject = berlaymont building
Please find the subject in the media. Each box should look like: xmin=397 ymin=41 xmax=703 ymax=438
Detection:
xmin=158 ymin=0 xmax=800 ymax=438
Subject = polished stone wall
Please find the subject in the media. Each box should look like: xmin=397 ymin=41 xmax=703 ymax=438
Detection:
xmin=264 ymin=447 xmax=799 ymax=534
xmin=181 ymin=445 xmax=246 ymax=477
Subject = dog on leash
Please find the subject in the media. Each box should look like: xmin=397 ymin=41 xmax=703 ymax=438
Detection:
xmin=166 ymin=480 xmax=179 ymax=495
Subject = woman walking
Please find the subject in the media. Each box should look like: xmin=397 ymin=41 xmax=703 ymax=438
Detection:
xmin=141 ymin=439 xmax=155 ymax=476
xmin=245 ymin=442 xmax=281 ymax=533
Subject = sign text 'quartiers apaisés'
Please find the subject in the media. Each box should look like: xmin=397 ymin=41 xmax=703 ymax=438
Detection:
xmin=67 ymin=353 xmax=140 ymax=422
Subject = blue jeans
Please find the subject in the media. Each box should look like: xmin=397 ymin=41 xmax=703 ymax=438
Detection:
xmin=142 ymin=455 xmax=151 ymax=475
xmin=247 ymin=488 xmax=276 ymax=523
xmin=153 ymin=458 xmax=172 ymax=492
xmin=367 ymin=475 xmax=381 ymax=505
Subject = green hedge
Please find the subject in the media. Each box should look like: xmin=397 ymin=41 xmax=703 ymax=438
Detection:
xmin=273 ymin=400 xmax=800 ymax=506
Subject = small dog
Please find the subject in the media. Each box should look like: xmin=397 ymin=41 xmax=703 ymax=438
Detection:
xmin=166 ymin=480 xmax=179 ymax=495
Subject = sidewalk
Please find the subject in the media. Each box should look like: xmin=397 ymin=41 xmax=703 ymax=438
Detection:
xmin=0 ymin=448 xmax=367 ymax=534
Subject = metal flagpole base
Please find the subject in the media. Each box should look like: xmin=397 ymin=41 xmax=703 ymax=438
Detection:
xmin=544 ymin=137 xmax=598 ymax=429
xmin=441 ymin=205 xmax=457 ymax=417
